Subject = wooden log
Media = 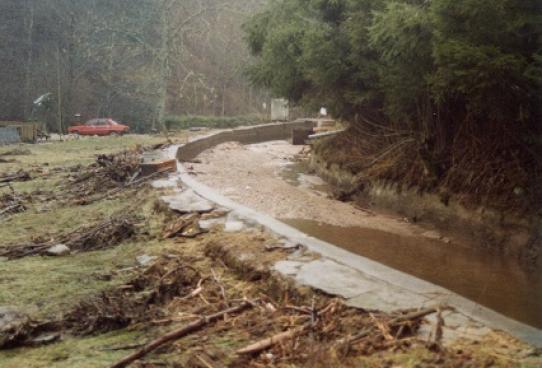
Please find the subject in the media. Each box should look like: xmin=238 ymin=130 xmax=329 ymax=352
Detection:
xmin=110 ymin=301 xmax=254 ymax=368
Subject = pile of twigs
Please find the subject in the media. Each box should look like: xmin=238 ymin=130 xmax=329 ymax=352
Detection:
xmin=63 ymin=147 xmax=171 ymax=205
xmin=0 ymin=214 xmax=138 ymax=260
xmin=65 ymin=149 xmax=143 ymax=197
xmin=0 ymin=186 xmax=56 ymax=220
xmin=108 ymin=292 xmax=444 ymax=368
xmin=98 ymin=253 xmax=446 ymax=368
xmin=0 ymin=170 xmax=31 ymax=184
xmin=64 ymin=257 xmax=201 ymax=335
xmin=0 ymin=191 xmax=27 ymax=218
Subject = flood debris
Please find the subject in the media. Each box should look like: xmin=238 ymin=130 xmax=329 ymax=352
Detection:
xmin=96 ymin=150 xmax=142 ymax=183
xmin=162 ymin=213 xmax=201 ymax=239
xmin=140 ymin=158 xmax=177 ymax=177
xmin=0 ymin=306 xmax=32 ymax=349
xmin=0 ymin=186 xmax=56 ymax=220
xmin=265 ymin=242 xmax=304 ymax=252
xmin=180 ymin=221 xmax=207 ymax=238
xmin=66 ymin=149 xmax=142 ymax=196
xmin=105 ymin=265 xmax=446 ymax=368
xmin=0 ymin=306 xmax=59 ymax=350
xmin=64 ymin=256 xmax=200 ymax=335
xmin=111 ymin=300 xmax=255 ymax=368
xmin=64 ymin=147 xmax=171 ymax=205
xmin=0 ymin=192 xmax=27 ymax=218
xmin=0 ymin=214 xmax=138 ymax=260
xmin=0 ymin=225 xmax=527 ymax=367
xmin=64 ymin=215 xmax=138 ymax=252
xmin=0 ymin=170 xmax=31 ymax=183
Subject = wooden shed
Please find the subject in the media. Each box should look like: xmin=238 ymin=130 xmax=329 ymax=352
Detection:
xmin=0 ymin=122 xmax=42 ymax=143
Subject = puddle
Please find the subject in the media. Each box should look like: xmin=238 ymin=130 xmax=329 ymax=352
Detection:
xmin=282 ymin=218 xmax=542 ymax=329
xmin=281 ymin=162 xmax=331 ymax=193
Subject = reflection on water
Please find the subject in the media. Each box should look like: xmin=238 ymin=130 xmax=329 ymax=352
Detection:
xmin=283 ymin=218 xmax=542 ymax=329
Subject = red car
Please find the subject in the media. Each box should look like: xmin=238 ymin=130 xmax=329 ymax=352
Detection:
xmin=68 ymin=118 xmax=129 ymax=136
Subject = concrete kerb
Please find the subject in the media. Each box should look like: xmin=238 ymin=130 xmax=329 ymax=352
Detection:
xmin=169 ymin=123 xmax=542 ymax=347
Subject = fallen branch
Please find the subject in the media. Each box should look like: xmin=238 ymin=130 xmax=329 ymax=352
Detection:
xmin=79 ymin=171 xmax=164 ymax=205
xmin=101 ymin=344 xmax=145 ymax=351
xmin=110 ymin=301 xmax=255 ymax=368
xmin=388 ymin=306 xmax=443 ymax=325
xmin=236 ymin=325 xmax=307 ymax=355
xmin=345 ymin=306 xmax=443 ymax=345
xmin=0 ymin=170 xmax=31 ymax=183
xmin=0 ymin=214 xmax=137 ymax=259
xmin=0 ymin=203 xmax=24 ymax=217
xmin=431 ymin=308 xmax=444 ymax=345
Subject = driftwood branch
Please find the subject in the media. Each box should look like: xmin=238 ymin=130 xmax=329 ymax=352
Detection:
xmin=345 ymin=306 xmax=443 ymax=344
xmin=236 ymin=325 xmax=307 ymax=355
xmin=388 ymin=306 xmax=443 ymax=325
xmin=110 ymin=301 xmax=254 ymax=368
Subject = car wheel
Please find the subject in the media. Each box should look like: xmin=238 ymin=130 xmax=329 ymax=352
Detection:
xmin=110 ymin=132 xmax=120 ymax=137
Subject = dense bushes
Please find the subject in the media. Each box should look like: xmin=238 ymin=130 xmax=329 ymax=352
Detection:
xmin=244 ymin=0 xmax=542 ymax=212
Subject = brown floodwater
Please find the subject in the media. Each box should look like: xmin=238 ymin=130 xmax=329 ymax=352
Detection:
xmin=282 ymin=218 xmax=542 ymax=329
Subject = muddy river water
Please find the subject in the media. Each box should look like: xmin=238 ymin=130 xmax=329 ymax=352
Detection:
xmin=283 ymin=218 xmax=542 ymax=329
xmin=191 ymin=141 xmax=542 ymax=330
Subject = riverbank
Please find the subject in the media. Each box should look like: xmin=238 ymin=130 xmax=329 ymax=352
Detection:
xmin=185 ymin=140 xmax=542 ymax=339
xmin=309 ymin=133 xmax=542 ymax=270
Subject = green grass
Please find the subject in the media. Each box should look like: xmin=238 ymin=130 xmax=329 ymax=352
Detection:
xmin=0 ymin=192 xmax=169 ymax=320
xmin=0 ymin=237 xmax=172 ymax=320
xmin=0 ymin=330 xmax=146 ymax=368
xmin=0 ymin=134 xmax=185 ymax=367
xmin=0 ymin=196 xmax=127 ymax=244
xmin=164 ymin=114 xmax=268 ymax=130
xmin=0 ymin=134 xmax=175 ymax=174
xmin=0 ymin=136 xmax=177 ymax=323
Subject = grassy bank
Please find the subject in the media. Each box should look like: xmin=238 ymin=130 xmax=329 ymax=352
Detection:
xmin=0 ymin=134 xmax=187 ymax=320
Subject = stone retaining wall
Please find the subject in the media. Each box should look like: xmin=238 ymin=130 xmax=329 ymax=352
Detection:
xmin=177 ymin=121 xmax=315 ymax=162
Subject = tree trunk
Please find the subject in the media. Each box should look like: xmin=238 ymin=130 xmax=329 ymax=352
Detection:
xmin=23 ymin=0 xmax=34 ymax=120
xmin=56 ymin=45 xmax=63 ymax=135
xmin=155 ymin=1 xmax=170 ymax=132
xmin=105 ymin=33 xmax=116 ymax=117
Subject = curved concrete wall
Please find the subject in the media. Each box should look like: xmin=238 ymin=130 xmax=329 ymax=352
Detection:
xmin=176 ymin=121 xmax=315 ymax=162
